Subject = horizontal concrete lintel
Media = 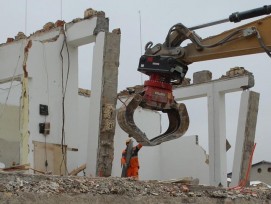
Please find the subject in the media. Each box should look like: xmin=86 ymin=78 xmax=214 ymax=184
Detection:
xmin=174 ymin=75 xmax=253 ymax=101
xmin=30 ymin=29 xmax=61 ymax=42
xmin=68 ymin=36 xmax=96 ymax=47
xmin=66 ymin=17 xmax=104 ymax=46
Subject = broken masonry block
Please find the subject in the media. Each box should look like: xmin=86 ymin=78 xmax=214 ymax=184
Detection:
xmin=193 ymin=70 xmax=212 ymax=84
xmin=15 ymin=32 xmax=27 ymax=40
xmin=224 ymin=67 xmax=251 ymax=78
xmin=97 ymin=11 xmax=105 ymax=18
xmin=72 ymin=18 xmax=82 ymax=23
xmin=84 ymin=8 xmax=97 ymax=19
xmin=43 ymin=22 xmax=55 ymax=31
xmin=6 ymin=38 xmax=14 ymax=43
xmin=55 ymin=20 xmax=65 ymax=27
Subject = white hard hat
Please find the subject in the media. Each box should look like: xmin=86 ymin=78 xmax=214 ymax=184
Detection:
xmin=126 ymin=138 xmax=132 ymax=144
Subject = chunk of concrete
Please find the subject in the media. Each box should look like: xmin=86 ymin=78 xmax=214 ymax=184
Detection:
xmin=193 ymin=70 xmax=212 ymax=84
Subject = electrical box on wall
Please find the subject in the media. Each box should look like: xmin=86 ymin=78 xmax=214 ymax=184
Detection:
xmin=39 ymin=104 xmax=49 ymax=116
xmin=39 ymin=122 xmax=50 ymax=135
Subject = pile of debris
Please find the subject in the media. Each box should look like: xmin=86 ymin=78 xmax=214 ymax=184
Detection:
xmin=221 ymin=67 xmax=252 ymax=78
xmin=0 ymin=172 xmax=270 ymax=204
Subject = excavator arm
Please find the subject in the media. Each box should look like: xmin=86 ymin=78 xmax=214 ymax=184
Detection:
xmin=183 ymin=16 xmax=271 ymax=62
xmin=117 ymin=5 xmax=271 ymax=146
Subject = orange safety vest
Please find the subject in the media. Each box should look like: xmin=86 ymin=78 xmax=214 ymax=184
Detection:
xmin=121 ymin=143 xmax=142 ymax=178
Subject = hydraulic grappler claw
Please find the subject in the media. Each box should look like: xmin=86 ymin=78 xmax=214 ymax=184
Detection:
xmin=117 ymin=55 xmax=190 ymax=146
xmin=117 ymin=5 xmax=271 ymax=146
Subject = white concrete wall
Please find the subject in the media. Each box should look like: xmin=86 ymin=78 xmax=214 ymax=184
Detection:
xmin=0 ymin=42 xmax=24 ymax=81
xmin=160 ymin=135 xmax=209 ymax=184
xmin=0 ymin=44 xmax=23 ymax=168
xmin=0 ymin=82 xmax=22 ymax=106
xmin=0 ymin=104 xmax=20 ymax=142
xmin=0 ymin=54 xmax=22 ymax=166
xmin=77 ymin=94 xmax=91 ymax=175
xmin=0 ymin=104 xmax=20 ymax=167
xmin=27 ymin=32 xmax=80 ymax=171
xmin=0 ymin=17 xmax=105 ymax=174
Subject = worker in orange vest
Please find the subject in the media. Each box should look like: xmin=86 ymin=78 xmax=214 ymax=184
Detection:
xmin=121 ymin=138 xmax=142 ymax=179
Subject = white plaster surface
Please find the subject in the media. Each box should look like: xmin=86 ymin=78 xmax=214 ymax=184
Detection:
xmin=0 ymin=104 xmax=20 ymax=168
xmin=160 ymin=135 xmax=209 ymax=184
xmin=0 ymin=42 xmax=24 ymax=81
xmin=0 ymin=17 xmax=102 ymax=174
xmin=66 ymin=18 xmax=98 ymax=46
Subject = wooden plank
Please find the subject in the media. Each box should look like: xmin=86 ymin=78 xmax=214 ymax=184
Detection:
xmin=69 ymin=163 xmax=86 ymax=176
xmin=2 ymin=163 xmax=30 ymax=171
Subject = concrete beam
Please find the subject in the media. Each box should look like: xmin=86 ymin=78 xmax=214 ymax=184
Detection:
xmin=66 ymin=17 xmax=109 ymax=47
xmin=231 ymin=91 xmax=259 ymax=187
xmin=174 ymin=75 xmax=254 ymax=101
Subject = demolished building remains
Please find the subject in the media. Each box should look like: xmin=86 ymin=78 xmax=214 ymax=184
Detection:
xmin=0 ymin=6 xmax=270 ymax=204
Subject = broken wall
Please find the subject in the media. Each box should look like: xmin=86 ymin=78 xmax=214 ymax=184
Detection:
xmin=0 ymin=13 xmax=120 ymax=177
xmin=26 ymin=31 xmax=79 ymax=173
xmin=0 ymin=49 xmax=23 ymax=168
xmin=160 ymin=135 xmax=209 ymax=184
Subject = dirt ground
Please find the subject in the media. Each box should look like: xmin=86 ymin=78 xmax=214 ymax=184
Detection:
xmin=0 ymin=172 xmax=270 ymax=204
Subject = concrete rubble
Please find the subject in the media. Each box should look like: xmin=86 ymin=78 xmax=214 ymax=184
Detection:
xmin=221 ymin=67 xmax=252 ymax=78
xmin=193 ymin=70 xmax=212 ymax=84
xmin=0 ymin=173 xmax=270 ymax=204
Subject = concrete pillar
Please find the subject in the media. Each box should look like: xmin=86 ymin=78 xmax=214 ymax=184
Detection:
xmin=208 ymin=90 xmax=227 ymax=187
xmin=231 ymin=91 xmax=259 ymax=187
xmin=95 ymin=32 xmax=120 ymax=177
xmin=85 ymin=31 xmax=120 ymax=177
xmin=86 ymin=32 xmax=105 ymax=176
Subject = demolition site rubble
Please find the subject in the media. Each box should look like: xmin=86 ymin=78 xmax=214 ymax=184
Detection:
xmin=0 ymin=173 xmax=271 ymax=204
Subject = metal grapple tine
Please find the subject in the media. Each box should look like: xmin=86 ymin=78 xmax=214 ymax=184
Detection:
xmin=117 ymin=94 xmax=190 ymax=146
xmin=117 ymin=94 xmax=153 ymax=145
xmin=152 ymin=103 xmax=189 ymax=144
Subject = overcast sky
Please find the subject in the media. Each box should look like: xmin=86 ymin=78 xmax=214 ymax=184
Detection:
xmin=1 ymin=0 xmax=271 ymax=171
